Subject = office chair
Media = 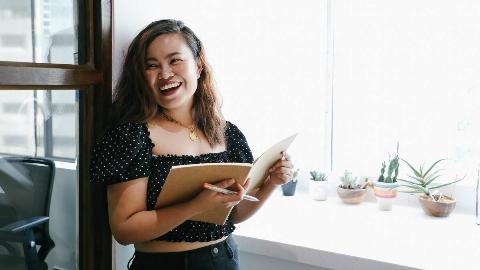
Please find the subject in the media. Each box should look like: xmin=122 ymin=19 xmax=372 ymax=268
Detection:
xmin=0 ymin=156 xmax=56 ymax=270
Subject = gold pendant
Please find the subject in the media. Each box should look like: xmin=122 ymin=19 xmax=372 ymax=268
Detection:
xmin=189 ymin=129 xmax=199 ymax=142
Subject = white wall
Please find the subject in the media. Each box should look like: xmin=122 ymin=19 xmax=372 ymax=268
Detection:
xmin=113 ymin=0 xmax=331 ymax=171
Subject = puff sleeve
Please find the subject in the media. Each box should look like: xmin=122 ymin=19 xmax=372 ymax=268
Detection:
xmin=89 ymin=122 xmax=152 ymax=184
xmin=226 ymin=122 xmax=254 ymax=164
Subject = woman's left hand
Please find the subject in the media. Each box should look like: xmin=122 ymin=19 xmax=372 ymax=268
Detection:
xmin=267 ymin=152 xmax=294 ymax=186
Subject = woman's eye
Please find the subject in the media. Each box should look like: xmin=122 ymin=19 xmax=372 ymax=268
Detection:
xmin=145 ymin=63 xmax=158 ymax=69
xmin=171 ymin=58 xmax=182 ymax=64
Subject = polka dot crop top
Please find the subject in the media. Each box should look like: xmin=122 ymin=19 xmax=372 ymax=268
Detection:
xmin=89 ymin=121 xmax=254 ymax=242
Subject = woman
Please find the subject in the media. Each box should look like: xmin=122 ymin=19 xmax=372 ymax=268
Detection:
xmin=90 ymin=19 xmax=293 ymax=269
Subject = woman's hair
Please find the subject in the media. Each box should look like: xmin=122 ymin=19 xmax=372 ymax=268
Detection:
xmin=112 ymin=19 xmax=225 ymax=146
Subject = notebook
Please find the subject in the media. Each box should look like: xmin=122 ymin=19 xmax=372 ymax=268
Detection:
xmin=156 ymin=133 xmax=298 ymax=225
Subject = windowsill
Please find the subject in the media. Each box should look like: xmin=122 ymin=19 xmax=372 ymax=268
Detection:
xmin=234 ymin=191 xmax=480 ymax=270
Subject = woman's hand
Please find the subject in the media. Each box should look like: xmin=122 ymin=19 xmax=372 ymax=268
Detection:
xmin=267 ymin=152 xmax=294 ymax=186
xmin=190 ymin=178 xmax=251 ymax=214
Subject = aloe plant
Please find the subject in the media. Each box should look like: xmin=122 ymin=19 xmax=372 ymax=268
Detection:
xmin=398 ymin=159 xmax=464 ymax=196
xmin=378 ymin=143 xmax=400 ymax=183
xmin=310 ymin=171 xmax=328 ymax=181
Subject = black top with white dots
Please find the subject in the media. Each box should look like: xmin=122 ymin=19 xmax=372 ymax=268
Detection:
xmin=90 ymin=121 xmax=254 ymax=242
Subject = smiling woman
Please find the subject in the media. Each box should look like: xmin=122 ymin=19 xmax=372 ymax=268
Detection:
xmin=91 ymin=19 xmax=294 ymax=270
xmin=143 ymin=33 xmax=202 ymax=118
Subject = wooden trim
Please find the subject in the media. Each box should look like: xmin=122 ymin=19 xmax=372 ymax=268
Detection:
xmin=0 ymin=65 xmax=101 ymax=89
xmin=0 ymin=0 xmax=114 ymax=268
xmin=84 ymin=0 xmax=96 ymax=67
xmin=79 ymin=0 xmax=113 ymax=269
xmin=79 ymin=89 xmax=112 ymax=270
xmin=0 ymin=62 xmax=96 ymax=69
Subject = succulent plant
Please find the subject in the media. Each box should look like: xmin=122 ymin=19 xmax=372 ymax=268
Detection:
xmin=291 ymin=168 xmax=300 ymax=182
xmin=378 ymin=143 xmax=400 ymax=183
xmin=310 ymin=171 xmax=328 ymax=181
xmin=398 ymin=159 xmax=464 ymax=197
xmin=339 ymin=170 xmax=362 ymax=189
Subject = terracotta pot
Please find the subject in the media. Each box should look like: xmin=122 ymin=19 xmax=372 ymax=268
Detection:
xmin=418 ymin=195 xmax=456 ymax=217
xmin=336 ymin=186 xmax=367 ymax=204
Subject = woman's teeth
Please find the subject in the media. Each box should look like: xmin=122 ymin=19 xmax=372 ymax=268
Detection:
xmin=160 ymin=82 xmax=181 ymax=91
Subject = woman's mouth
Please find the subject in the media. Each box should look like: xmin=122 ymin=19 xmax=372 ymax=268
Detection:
xmin=159 ymin=82 xmax=182 ymax=96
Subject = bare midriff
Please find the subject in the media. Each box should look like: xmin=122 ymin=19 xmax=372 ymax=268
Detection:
xmin=134 ymin=236 xmax=228 ymax=253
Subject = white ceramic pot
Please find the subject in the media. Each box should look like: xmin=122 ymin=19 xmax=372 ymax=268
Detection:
xmin=309 ymin=181 xmax=328 ymax=201
xmin=377 ymin=197 xmax=394 ymax=211
xmin=373 ymin=182 xmax=399 ymax=211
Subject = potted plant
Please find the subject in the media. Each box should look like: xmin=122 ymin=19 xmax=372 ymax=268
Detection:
xmin=309 ymin=170 xmax=328 ymax=201
xmin=373 ymin=144 xmax=400 ymax=211
xmin=337 ymin=170 xmax=367 ymax=204
xmin=398 ymin=159 xmax=464 ymax=217
xmin=281 ymin=168 xmax=299 ymax=196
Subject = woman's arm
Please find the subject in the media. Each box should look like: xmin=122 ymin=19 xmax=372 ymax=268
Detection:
xmin=108 ymin=177 xmax=242 ymax=245
xmin=231 ymin=153 xmax=293 ymax=224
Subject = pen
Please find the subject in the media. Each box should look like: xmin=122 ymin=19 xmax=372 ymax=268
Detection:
xmin=204 ymin=183 xmax=260 ymax=202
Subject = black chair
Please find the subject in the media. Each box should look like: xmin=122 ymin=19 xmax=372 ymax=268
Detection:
xmin=0 ymin=156 xmax=56 ymax=270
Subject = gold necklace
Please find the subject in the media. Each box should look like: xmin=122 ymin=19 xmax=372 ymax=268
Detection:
xmin=160 ymin=112 xmax=200 ymax=142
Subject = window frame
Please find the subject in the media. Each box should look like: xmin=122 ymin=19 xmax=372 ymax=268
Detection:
xmin=0 ymin=0 xmax=113 ymax=269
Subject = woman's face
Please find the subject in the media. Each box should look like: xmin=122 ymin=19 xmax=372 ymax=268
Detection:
xmin=144 ymin=33 xmax=202 ymax=112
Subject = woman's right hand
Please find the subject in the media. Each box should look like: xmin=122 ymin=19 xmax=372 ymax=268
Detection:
xmin=190 ymin=178 xmax=246 ymax=214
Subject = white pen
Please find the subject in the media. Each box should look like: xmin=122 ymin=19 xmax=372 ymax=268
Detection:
xmin=204 ymin=183 xmax=260 ymax=202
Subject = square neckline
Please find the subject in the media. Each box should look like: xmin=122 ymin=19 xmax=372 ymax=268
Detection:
xmin=140 ymin=122 xmax=230 ymax=159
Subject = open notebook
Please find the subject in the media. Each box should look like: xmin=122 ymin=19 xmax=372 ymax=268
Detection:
xmin=156 ymin=133 xmax=297 ymax=225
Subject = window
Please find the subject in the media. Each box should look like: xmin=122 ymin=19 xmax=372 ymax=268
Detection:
xmin=332 ymin=0 xmax=480 ymax=186
xmin=0 ymin=0 xmax=112 ymax=269
xmin=0 ymin=90 xmax=77 ymax=159
xmin=0 ymin=0 xmax=78 ymax=64
xmin=1 ymin=34 xmax=26 ymax=47
xmin=116 ymin=0 xmax=480 ymax=187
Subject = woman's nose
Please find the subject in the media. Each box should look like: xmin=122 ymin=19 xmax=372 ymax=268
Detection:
xmin=159 ymin=67 xmax=174 ymax=79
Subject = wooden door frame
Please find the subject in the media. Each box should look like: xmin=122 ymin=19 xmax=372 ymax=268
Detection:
xmin=0 ymin=0 xmax=113 ymax=269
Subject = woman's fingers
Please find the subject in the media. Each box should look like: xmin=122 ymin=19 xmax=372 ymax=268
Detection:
xmin=268 ymin=152 xmax=293 ymax=172
xmin=203 ymin=178 xmax=254 ymax=207
xmin=268 ymin=160 xmax=293 ymax=173
xmin=270 ymin=165 xmax=294 ymax=184
xmin=272 ymin=167 xmax=292 ymax=174
xmin=271 ymin=169 xmax=292 ymax=178
xmin=211 ymin=179 xmax=243 ymax=204
xmin=214 ymin=178 xmax=236 ymax=189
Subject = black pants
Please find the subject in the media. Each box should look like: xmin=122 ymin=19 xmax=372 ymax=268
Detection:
xmin=128 ymin=236 xmax=240 ymax=270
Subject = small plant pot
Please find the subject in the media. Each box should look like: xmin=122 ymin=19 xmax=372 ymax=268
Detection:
xmin=336 ymin=186 xmax=367 ymax=204
xmin=418 ymin=195 xmax=456 ymax=217
xmin=309 ymin=181 xmax=328 ymax=201
xmin=373 ymin=182 xmax=399 ymax=211
xmin=281 ymin=180 xmax=297 ymax=196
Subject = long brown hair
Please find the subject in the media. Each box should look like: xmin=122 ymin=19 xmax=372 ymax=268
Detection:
xmin=112 ymin=19 xmax=225 ymax=146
